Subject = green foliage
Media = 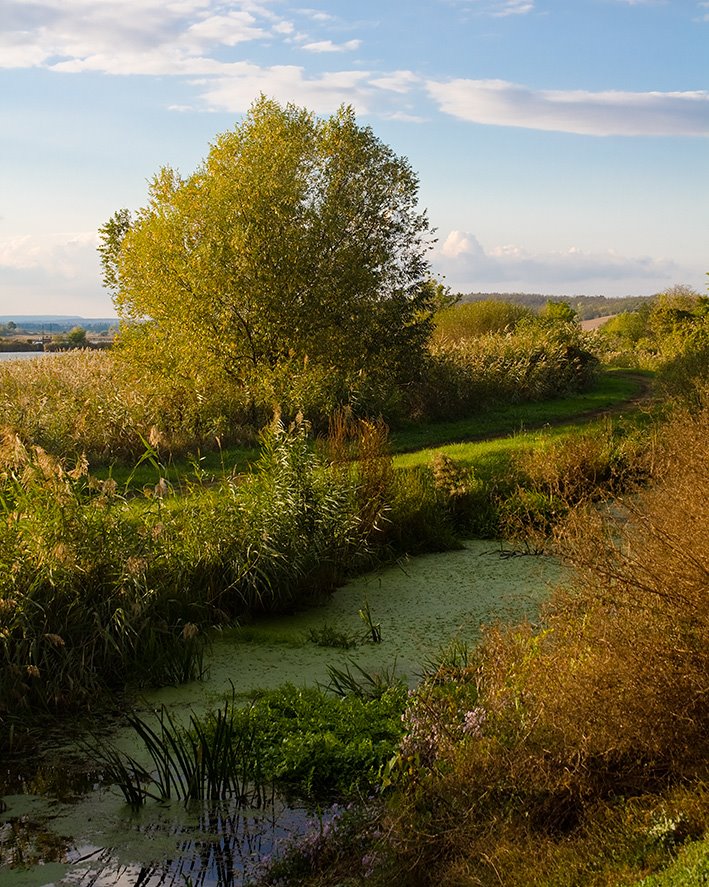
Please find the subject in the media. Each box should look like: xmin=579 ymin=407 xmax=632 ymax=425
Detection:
xmin=602 ymin=306 xmax=651 ymax=343
xmin=52 ymin=326 xmax=88 ymax=349
xmin=637 ymin=834 xmax=709 ymax=886
xmin=434 ymin=299 xmax=532 ymax=342
xmin=597 ymin=286 xmax=709 ymax=388
xmin=102 ymin=96 xmax=436 ymax=423
xmin=237 ymin=684 xmax=407 ymax=801
xmin=538 ymin=299 xmax=578 ymax=324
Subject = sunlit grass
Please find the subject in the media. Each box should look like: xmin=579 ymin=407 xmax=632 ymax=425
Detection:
xmin=390 ymin=368 xmax=650 ymax=455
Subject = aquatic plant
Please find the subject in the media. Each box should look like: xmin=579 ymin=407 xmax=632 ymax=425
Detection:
xmin=325 ymin=660 xmax=404 ymax=701
xmin=95 ymin=684 xmax=407 ymax=809
xmin=92 ymin=699 xmax=267 ymax=807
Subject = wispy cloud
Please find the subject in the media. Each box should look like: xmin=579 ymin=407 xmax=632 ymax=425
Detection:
xmin=444 ymin=0 xmax=534 ymax=17
xmin=370 ymin=71 xmax=420 ymax=94
xmin=491 ymin=1 xmax=534 ymax=16
xmin=434 ymin=230 xmax=684 ymax=294
xmin=0 ymin=232 xmax=98 ymax=275
xmin=0 ymin=231 xmax=109 ymax=315
xmin=427 ymin=79 xmax=709 ymax=136
xmin=302 ymin=38 xmax=361 ymax=53
xmin=0 ymin=0 xmax=291 ymax=74
xmin=197 ymin=64 xmax=373 ymax=114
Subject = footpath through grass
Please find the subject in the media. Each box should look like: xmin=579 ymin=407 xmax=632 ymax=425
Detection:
xmin=390 ymin=368 xmax=650 ymax=454
xmin=95 ymin=369 xmax=652 ymax=492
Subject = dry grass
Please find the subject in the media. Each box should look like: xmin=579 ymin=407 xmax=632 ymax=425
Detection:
xmin=373 ymin=392 xmax=709 ymax=886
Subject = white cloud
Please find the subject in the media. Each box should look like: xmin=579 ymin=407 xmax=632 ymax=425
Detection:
xmin=370 ymin=71 xmax=420 ymax=94
xmin=0 ymin=232 xmax=98 ymax=276
xmin=433 ymin=230 xmax=687 ymax=295
xmin=0 ymin=232 xmax=112 ymax=316
xmin=492 ymin=1 xmax=534 ymax=16
xmin=197 ymin=64 xmax=373 ymax=114
xmin=0 ymin=0 xmax=287 ymax=75
xmin=445 ymin=0 xmax=535 ymax=16
xmin=427 ymin=79 xmax=709 ymax=136
xmin=384 ymin=111 xmax=427 ymax=123
xmin=302 ymin=39 xmax=361 ymax=53
xmin=184 ymin=12 xmax=267 ymax=47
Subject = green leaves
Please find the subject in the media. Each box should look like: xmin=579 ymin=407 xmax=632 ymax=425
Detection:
xmin=101 ymin=96 xmax=436 ymax=421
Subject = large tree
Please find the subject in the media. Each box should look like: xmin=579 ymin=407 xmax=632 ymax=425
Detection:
xmin=100 ymin=97 xmax=436 ymax=417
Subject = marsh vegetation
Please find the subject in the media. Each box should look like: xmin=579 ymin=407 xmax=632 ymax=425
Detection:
xmin=1 ymin=98 xmax=708 ymax=886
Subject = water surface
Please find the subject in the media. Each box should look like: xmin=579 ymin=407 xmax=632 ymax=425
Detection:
xmin=1 ymin=541 xmax=565 ymax=886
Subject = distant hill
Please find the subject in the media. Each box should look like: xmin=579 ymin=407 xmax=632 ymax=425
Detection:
xmin=0 ymin=316 xmax=118 ymax=334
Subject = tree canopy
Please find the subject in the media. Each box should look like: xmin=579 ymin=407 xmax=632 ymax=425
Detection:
xmin=100 ymin=97 xmax=436 ymax=419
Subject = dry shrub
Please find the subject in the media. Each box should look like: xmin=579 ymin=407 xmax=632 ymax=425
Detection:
xmin=480 ymin=400 xmax=709 ymax=789
xmin=382 ymin=395 xmax=708 ymax=885
xmin=514 ymin=421 xmax=652 ymax=503
xmin=495 ymin=421 xmax=655 ymax=544
xmin=324 ymin=407 xmax=394 ymax=540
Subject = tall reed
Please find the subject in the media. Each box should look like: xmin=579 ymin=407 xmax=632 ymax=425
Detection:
xmin=0 ymin=419 xmax=397 ymax=730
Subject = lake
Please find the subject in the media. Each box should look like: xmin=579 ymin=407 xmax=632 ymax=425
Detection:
xmin=0 ymin=352 xmax=47 ymax=361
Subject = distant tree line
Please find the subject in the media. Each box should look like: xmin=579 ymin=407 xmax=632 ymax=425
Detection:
xmin=458 ymin=292 xmax=654 ymax=320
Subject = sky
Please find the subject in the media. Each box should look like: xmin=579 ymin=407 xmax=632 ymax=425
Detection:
xmin=1 ymin=0 xmax=708 ymax=317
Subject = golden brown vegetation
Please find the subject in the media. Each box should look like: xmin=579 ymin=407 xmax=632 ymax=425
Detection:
xmin=377 ymin=395 xmax=709 ymax=886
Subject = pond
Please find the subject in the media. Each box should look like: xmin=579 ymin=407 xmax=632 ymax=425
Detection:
xmin=0 ymin=541 xmax=566 ymax=886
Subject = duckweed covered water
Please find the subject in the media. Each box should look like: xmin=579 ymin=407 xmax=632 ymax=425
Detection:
xmin=1 ymin=541 xmax=565 ymax=886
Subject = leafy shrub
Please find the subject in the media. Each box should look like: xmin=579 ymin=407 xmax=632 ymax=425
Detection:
xmin=434 ymin=299 xmax=532 ymax=342
xmin=235 ymin=684 xmax=407 ymax=801
xmin=414 ymin=323 xmax=599 ymax=422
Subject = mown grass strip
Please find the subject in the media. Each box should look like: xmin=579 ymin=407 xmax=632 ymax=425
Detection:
xmin=389 ymin=368 xmax=651 ymax=455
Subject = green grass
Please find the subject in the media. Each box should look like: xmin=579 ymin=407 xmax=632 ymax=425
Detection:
xmin=91 ymin=442 xmax=259 ymax=491
xmin=393 ymin=419 xmax=608 ymax=476
xmin=636 ymin=835 xmax=709 ymax=886
xmin=389 ymin=369 xmax=651 ymax=455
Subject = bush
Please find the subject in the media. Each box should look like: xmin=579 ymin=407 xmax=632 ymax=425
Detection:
xmin=414 ymin=323 xmax=599 ymax=422
xmin=434 ymin=300 xmax=532 ymax=342
xmin=365 ymin=394 xmax=709 ymax=885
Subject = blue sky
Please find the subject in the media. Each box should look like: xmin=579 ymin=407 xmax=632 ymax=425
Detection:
xmin=1 ymin=0 xmax=707 ymax=316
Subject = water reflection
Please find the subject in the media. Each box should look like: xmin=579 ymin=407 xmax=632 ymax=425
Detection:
xmin=10 ymin=800 xmax=316 ymax=886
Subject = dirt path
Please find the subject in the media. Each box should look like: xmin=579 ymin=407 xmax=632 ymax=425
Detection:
xmin=478 ymin=371 xmax=655 ymax=443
